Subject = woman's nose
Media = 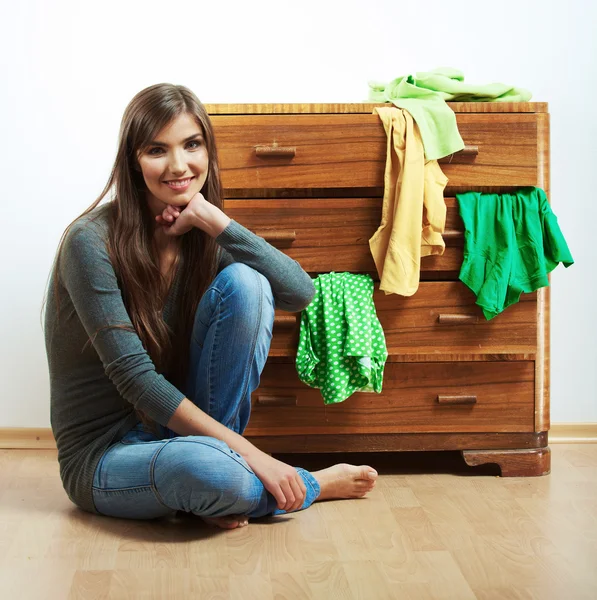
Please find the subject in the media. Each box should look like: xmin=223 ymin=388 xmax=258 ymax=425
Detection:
xmin=168 ymin=150 xmax=187 ymax=175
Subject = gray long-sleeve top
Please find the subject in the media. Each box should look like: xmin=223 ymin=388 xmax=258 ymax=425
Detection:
xmin=44 ymin=203 xmax=315 ymax=514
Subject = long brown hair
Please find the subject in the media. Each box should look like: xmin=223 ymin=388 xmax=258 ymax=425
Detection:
xmin=49 ymin=83 xmax=223 ymax=433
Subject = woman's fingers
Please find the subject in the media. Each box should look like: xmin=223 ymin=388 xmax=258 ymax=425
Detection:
xmin=270 ymin=483 xmax=287 ymax=510
xmin=156 ymin=214 xmax=172 ymax=227
xmin=155 ymin=205 xmax=183 ymax=228
xmin=165 ymin=205 xmax=181 ymax=217
xmin=289 ymin=475 xmax=306 ymax=512
xmin=279 ymin=479 xmax=295 ymax=511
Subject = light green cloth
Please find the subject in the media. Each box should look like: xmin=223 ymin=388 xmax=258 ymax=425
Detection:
xmin=296 ymin=272 xmax=388 ymax=405
xmin=368 ymin=67 xmax=532 ymax=161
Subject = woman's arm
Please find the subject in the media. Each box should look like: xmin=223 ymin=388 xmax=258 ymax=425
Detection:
xmin=160 ymin=194 xmax=315 ymax=312
xmin=59 ymin=220 xmax=186 ymax=426
xmin=167 ymin=397 xmax=306 ymax=512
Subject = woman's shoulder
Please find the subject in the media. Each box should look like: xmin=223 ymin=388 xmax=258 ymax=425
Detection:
xmin=66 ymin=203 xmax=111 ymax=245
xmin=62 ymin=203 xmax=112 ymax=266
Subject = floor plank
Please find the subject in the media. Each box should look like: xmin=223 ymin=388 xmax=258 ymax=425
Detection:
xmin=0 ymin=446 xmax=596 ymax=599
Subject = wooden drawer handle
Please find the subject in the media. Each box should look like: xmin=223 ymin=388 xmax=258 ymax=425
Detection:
xmin=274 ymin=315 xmax=297 ymax=328
xmin=255 ymin=395 xmax=297 ymax=407
xmin=255 ymin=229 xmax=297 ymax=243
xmin=442 ymin=229 xmax=464 ymax=242
xmin=437 ymin=395 xmax=477 ymax=405
xmin=255 ymin=145 xmax=296 ymax=158
xmin=438 ymin=314 xmax=479 ymax=325
xmin=457 ymin=144 xmax=479 ymax=156
xmin=440 ymin=145 xmax=479 ymax=163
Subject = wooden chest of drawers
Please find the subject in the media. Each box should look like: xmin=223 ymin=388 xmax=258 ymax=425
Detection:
xmin=207 ymin=102 xmax=551 ymax=476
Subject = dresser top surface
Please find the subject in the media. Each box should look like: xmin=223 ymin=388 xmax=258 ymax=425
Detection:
xmin=205 ymin=102 xmax=548 ymax=115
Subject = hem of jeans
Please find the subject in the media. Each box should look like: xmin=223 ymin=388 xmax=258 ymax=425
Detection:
xmin=298 ymin=468 xmax=321 ymax=501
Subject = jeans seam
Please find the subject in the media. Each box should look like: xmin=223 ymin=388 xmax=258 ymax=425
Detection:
xmin=148 ymin=438 xmax=257 ymax=512
xmin=157 ymin=437 xmax=256 ymax=474
xmin=206 ymin=291 xmax=222 ymax=418
xmin=148 ymin=440 xmax=179 ymax=511
xmin=92 ymin=484 xmax=152 ymax=492
xmin=231 ymin=268 xmax=263 ymax=429
xmin=192 ymin=287 xmax=223 ymax=346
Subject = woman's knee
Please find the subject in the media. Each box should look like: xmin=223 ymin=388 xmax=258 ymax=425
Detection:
xmin=218 ymin=263 xmax=274 ymax=326
xmin=152 ymin=437 xmax=261 ymax=516
xmin=220 ymin=264 xmax=273 ymax=304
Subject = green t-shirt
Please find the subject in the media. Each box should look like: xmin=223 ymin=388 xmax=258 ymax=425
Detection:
xmin=457 ymin=187 xmax=574 ymax=320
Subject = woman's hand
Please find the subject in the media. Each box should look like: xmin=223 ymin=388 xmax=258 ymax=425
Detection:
xmin=155 ymin=203 xmax=184 ymax=232
xmin=246 ymin=449 xmax=307 ymax=512
xmin=155 ymin=193 xmax=231 ymax=238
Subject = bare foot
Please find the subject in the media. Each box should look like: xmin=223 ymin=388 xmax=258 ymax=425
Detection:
xmin=201 ymin=515 xmax=249 ymax=529
xmin=312 ymin=463 xmax=378 ymax=501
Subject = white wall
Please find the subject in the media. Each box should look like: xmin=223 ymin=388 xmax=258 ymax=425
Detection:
xmin=1 ymin=0 xmax=594 ymax=426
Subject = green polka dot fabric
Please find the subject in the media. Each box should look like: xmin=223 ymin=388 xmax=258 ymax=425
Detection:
xmin=295 ymin=272 xmax=388 ymax=405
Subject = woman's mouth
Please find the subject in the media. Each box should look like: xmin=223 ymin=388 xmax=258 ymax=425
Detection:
xmin=163 ymin=177 xmax=194 ymax=192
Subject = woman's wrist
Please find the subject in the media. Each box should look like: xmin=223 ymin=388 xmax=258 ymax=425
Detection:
xmin=192 ymin=202 xmax=231 ymax=238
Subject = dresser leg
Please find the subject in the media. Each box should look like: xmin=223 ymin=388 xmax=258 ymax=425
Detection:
xmin=461 ymin=447 xmax=551 ymax=476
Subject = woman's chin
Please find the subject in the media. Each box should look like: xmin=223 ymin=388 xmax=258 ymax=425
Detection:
xmin=159 ymin=194 xmax=192 ymax=208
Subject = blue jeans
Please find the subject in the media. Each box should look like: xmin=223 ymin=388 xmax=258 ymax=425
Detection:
xmin=92 ymin=263 xmax=320 ymax=520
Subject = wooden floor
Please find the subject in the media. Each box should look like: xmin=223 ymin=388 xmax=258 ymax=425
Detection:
xmin=0 ymin=445 xmax=596 ymax=599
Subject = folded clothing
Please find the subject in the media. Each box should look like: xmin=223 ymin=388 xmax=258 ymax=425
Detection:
xmin=296 ymin=272 xmax=388 ymax=405
xmin=457 ymin=187 xmax=574 ymax=320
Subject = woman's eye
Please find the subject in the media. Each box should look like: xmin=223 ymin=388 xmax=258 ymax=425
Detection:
xmin=187 ymin=140 xmax=203 ymax=149
xmin=147 ymin=147 xmax=164 ymax=156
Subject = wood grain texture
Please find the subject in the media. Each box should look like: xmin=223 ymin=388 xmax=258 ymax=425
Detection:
xmin=245 ymin=362 xmax=535 ymax=436
xmin=8 ymin=425 xmax=597 ymax=450
xmin=0 ymin=427 xmax=56 ymax=449
xmin=549 ymin=424 xmax=597 ymax=443
xmin=224 ymin=196 xmax=465 ymax=274
xmin=212 ymin=113 xmax=539 ymax=194
xmin=462 ymin=447 xmax=551 ymax=476
xmin=536 ymin=286 xmax=550 ymax=432
xmin=536 ymin=112 xmax=551 ymax=433
xmin=2 ymin=443 xmax=596 ymax=599
xmin=245 ymin=432 xmax=548 ymax=453
xmin=268 ymin=281 xmax=537 ymax=359
xmin=204 ymin=102 xmax=548 ymax=114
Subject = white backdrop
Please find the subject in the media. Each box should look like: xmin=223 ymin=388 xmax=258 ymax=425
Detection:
xmin=1 ymin=0 xmax=594 ymax=426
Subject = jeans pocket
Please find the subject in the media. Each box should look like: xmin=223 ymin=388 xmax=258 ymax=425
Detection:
xmin=119 ymin=422 xmax=164 ymax=444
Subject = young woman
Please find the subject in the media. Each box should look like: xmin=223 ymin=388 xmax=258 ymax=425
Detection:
xmin=44 ymin=83 xmax=378 ymax=529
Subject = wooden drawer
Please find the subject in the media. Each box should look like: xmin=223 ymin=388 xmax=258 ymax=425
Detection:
xmin=213 ymin=113 xmax=539 ymax=193
xmin=270 ymin=282 xmax=537 ymax=359
xmin=247 ymin=361 xmax=535 ymax=435
xmin=225 ymin=197 xmax=464 ymax=275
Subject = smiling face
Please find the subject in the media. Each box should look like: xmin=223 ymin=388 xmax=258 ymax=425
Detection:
xmin=137 ymin=112 xmax=209 ymax=217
